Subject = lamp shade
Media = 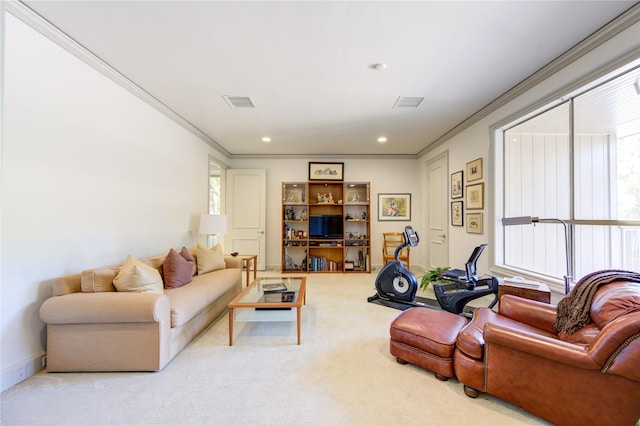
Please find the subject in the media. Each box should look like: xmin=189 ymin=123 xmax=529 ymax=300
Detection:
xmin=199 ymin=214 xmax=227 ymax=235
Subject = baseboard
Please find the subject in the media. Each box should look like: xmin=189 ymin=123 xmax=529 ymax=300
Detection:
xmin=1 ymin=351 xmax=46 ymax=393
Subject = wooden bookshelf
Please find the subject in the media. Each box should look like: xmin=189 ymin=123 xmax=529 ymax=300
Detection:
xmin=282 ymin=181 xmax=370 ymax=273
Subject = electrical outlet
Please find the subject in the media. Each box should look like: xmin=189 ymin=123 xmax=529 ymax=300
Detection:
xmin=16 ymin=365 xmax=26 ymax=383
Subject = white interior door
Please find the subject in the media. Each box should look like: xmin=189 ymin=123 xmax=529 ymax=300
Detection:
xmin=226 ymin=169 xmax=266 ymax=270
xmin=427 ymin=153 xmax=449 ymax=268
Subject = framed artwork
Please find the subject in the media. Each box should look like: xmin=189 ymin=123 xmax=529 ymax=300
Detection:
xmin=466 ymin=212 xmax=483 ymax=234
xmin=451 ymin=170 xmax=463 ymax=199
xmin=451 ymin=201 xmax=463 ymax=226
xmin=466 ymin=158 xmax=483 ymax=182
xmin=285 ymin=188 xmax=303 ymax=203
xmin=466 ymin=182 xmax=484 ymax=210
xmin=309 ymin=162 xmax=344 ymax=181
xmin=378 ymin=193 xmax=411 ymax=221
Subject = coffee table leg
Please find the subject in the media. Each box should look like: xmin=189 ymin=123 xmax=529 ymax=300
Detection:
xmin=252 ymin=256 xmax=257 ymax=280
xmin=296 ymin=306 xmax=301 ymax=345
xmin=228 ymin=308 xmax=234 ymax=346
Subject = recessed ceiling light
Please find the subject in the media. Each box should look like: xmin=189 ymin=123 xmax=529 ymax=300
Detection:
xmin=377 ymin=136 xmax=388 ymax=143
xmin=262 ymin=137 xmax=271 ymax=142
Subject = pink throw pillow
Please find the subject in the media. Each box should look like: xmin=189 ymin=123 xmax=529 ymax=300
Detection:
xmin=162 ymin=247 xmax=194 ymax=289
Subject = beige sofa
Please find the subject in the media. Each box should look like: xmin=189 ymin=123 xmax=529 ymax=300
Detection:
xmin=39 ymin=248 xmax=242 ymax=372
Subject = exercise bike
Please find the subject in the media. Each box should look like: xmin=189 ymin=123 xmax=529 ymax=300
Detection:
xmin=368 ymin=227 xmax=499 ymax=316
xmin=367 ymin=226 xmax=439 ymax=309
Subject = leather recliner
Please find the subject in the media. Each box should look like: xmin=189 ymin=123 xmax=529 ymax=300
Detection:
xmin=454 ymin=280 xmax=640 ymax=426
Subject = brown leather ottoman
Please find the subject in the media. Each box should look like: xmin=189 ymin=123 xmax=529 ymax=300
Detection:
xmin=390 ymin=307 xmax=467 ymax=381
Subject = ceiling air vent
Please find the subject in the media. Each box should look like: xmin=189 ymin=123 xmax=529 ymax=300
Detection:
xmin=393 ymin=96 xmax=424 ymax=108
xmin=222 ymin=95 xmax=255 ymax=108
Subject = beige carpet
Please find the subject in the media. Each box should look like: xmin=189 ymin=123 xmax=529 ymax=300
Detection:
xmin=1 ymin=272 xmax=549 ymax=425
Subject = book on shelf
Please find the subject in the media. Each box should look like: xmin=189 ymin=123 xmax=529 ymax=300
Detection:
xmin=262 ymin=282 xmax=288 ymax=293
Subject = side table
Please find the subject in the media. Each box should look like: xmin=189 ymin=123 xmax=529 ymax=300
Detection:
xmin=498 ymin=280 xmax=551 ymax=304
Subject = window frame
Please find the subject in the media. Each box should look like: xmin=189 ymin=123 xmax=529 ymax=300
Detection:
xmin=492 ymin=57 xmax=640 ymax=292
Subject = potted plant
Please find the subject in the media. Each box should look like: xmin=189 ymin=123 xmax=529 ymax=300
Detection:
xmin=419 ymin=266 xmax=451 ymax=291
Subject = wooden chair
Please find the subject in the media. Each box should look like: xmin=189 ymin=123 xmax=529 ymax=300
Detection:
xmin=382 ymin=232 xmax=410 ymax=269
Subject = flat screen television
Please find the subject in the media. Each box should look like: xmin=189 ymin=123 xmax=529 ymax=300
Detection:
xmin=309 ymin=215 xmax=343 ymax=239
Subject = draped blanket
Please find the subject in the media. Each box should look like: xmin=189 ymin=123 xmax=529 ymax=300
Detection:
xmin=553 ymin=269 xmax=640 ymax=335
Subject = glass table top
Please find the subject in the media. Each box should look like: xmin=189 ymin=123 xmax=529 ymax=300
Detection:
xmin=234 ymin=277 xmax=305 ymax=306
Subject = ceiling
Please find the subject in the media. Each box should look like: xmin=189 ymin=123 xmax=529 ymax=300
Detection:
xmin=22 ymin=1 xmax=637 ymax=158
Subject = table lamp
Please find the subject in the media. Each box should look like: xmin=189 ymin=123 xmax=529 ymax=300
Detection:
xmin=199 ymin=214 xmax=227 ymax=249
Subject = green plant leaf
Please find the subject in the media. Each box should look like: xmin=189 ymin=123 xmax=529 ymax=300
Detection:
xmin=419 ymin=266 xmax=450 ymax=291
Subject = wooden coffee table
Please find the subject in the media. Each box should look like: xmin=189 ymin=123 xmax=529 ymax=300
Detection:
xmin=227 ymin=277 xmax=306 ymax=346
xmin=237 ymin=254 xmax=258 ymax=286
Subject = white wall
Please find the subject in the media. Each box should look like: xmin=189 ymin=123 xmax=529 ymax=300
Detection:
xmin=229 ymin=158 xmax=424 ymax=270
xmin=0 ymin=13 xmax=228 ymax=391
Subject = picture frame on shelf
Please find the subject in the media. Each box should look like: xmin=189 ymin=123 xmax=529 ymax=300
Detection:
xmin=466 ymin=182 xmax=484 ymax=210
xmin=451 ymin=201 xmax=463 ymax=226
xmin=309 ymin=162 xmax=344 ymax=181
xmin=378 ymin=193 xmax=411 ymax=221
xmin=285 ymin=188 xmax=303 ymax=203
xmin=451 ymin=170 xmax=463 ymax=198
xmin=466 ymin=212 xmax=483 ymax=234
xmin=466 ymin=157 xmax=483 ymax=182
xmin=347 ymin=190 xmax=361 ymax=203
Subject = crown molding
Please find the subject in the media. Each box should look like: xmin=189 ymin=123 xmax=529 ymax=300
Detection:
xmin=6 ymin=1 xmax=639 ymax=160
xmin=5 ymin=0 xmax=232 ymax=158
xmin=418 ymin=3 xmax=640 ymax=157
xmin=227 ymin=153 xmax=418 ymax=160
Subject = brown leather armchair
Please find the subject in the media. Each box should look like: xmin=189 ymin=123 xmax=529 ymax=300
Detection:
xmin=454 ymin=280 xmax=640 ymax=426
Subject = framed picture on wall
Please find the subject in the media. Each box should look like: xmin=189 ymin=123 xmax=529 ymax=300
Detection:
xmin=378 ymin=193 xmax=411 ymax=221
xmin=466 ymin=182 xmax=484 ymax=210
xmin=466 ymin=212 xmax=483 ymax=234
xmin=309 ymin=162 xmax=344 ymax=181
xmin=451 ymin=201 xmax=463 ymax=226
xmin=466 ymin=158 xmax=483 ymax=182
xmin=451 ymin=171 xmax=463 ymax=199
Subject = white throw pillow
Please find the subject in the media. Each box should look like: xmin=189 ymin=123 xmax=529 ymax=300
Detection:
xmin=113 ymin=255 xmax=164 ymax=294
xmin=196 ymin=245 xmax=226 ymax=275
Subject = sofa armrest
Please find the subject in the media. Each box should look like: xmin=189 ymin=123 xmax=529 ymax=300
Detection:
xmin=48 ymin=273 xmax=82 ymax=296
xmin=40 ymin=292 xmax=170 ymax=324
xmin=499 ymin=295 xmax=558 ymax=334
xmin=484 ymin=321 xmax=601 ymax=370
xmin=224 ymin=256 xmax=242 ymax=269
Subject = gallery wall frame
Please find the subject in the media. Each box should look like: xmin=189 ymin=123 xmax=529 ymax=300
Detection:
xmin=451 ymin=170 xmax=463 ymax=199
xmin=466 ymin=182 xmax=484 ymax=210
xmin=466 ymin=212 xmax=483 ymax=234
xmin=451 ymin=201 xmax=463 ymax=226
xmin=309 ymin=162 xmax=344 ymax=181
xmin=378 ymin=193 xmax=411 ymax=221
xmin=466 ymin=157 xmax=483 ymax=182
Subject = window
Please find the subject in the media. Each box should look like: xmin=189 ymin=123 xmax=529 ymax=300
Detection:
xmin=499 ymin=62 xmax=640 ymax=286
xmin=208 ymin=159 xmax=224 ymax=247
